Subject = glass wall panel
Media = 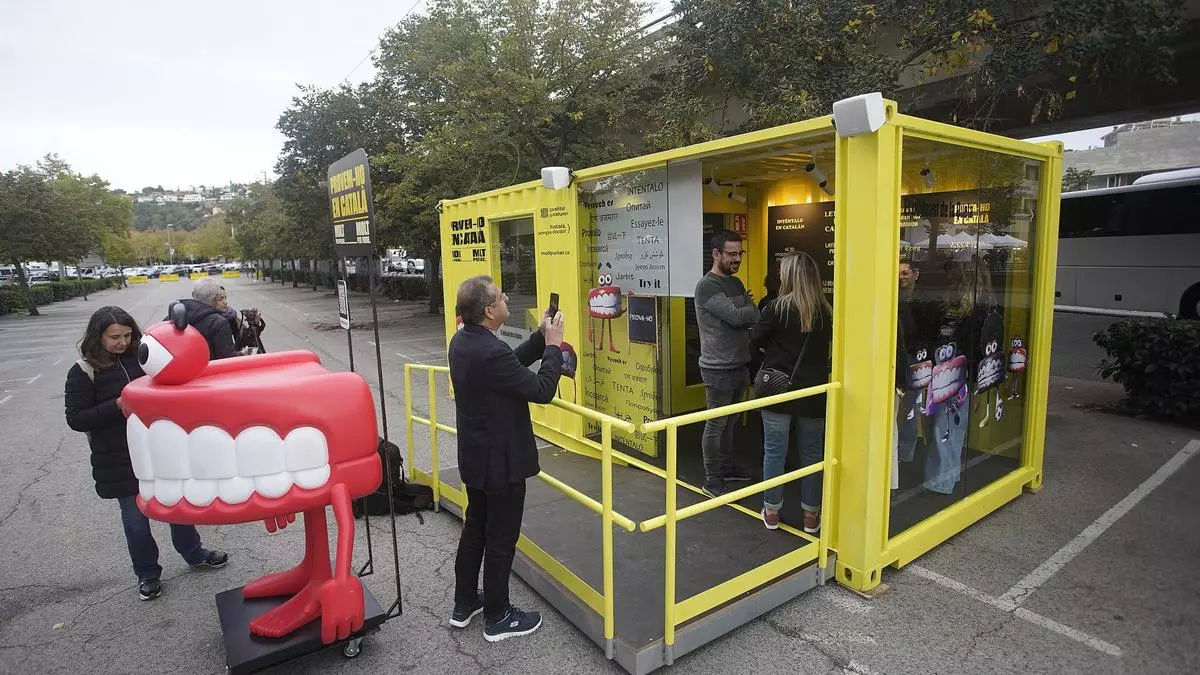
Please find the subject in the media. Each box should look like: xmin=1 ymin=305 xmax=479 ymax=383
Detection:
xmin=890 ymin=136 xmax=1041 ymax=537
xmin=496 ymin=216 xmax=539 ymax=365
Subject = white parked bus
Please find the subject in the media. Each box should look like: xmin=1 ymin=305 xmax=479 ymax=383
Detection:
xmin=1056 ymin=169 xmax=1200 ymax=318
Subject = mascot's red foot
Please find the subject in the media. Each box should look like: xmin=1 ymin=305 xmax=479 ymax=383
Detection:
xmin=122 ymin=305 xmax=382 ymax=644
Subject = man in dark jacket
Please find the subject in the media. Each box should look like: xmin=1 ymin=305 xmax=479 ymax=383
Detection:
xmin=168 ymin=277 xmax=239 ymax=359
xmin=447 ymin=274 xmax=564 ymax=642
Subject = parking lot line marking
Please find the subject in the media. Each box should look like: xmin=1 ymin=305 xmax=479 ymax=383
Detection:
xmin=52 ymin=357 xmax=63 ymax=366
xmin=369 ymin=336 xmax=444 ymax=346
xmin=394 ymin=352 xmax=447 ymax=365
xmin=0 ymin=395 xmax=11 ymax=406
xmin=26 ymin=374 xmax=41 ymax=385
xmin=1000 ymin=438 xmax=1200 ymax=608
xmin=907 ymin=564 xmax=1121 ymax=657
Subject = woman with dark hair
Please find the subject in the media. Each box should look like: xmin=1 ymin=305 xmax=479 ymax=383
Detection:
xmin=64 ymin=306 xmax=227 ymax=601
xmin=750 ymin=253 xmax=832 ymax=534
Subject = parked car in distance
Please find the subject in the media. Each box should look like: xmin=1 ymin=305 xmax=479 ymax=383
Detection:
xmin=407 ymin=258 xmax=425 ymax=274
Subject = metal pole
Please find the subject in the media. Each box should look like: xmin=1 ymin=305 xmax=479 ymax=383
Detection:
xmin=368 ymin=255 xmax=402 ymax=617
xmin=664 ymin=424 xmax=677 ymax=664
xmin=428 ymin=368 xmax=441 ymax=512
xmin=602 ymin=420 xmax=616 ymax=660
xmin=344 ymin=256 xmax=372 ymax=578
xmin=405 ymin=364 xmax=415 ymax=482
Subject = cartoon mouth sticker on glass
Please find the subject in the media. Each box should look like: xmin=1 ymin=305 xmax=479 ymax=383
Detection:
xmin=925 ymin=343 xmax=967 ymax=414
xmin=975 ymin=311 xmax=1008 ymax=428
xmin=1007 ymin=336 xmax=1027 ymax=400
xmin=906 ymin=347 xmax=933 ymax=419
xmin=588 ymin=262 xmax=629 ymax=353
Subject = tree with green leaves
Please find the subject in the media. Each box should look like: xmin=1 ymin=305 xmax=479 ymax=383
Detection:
xmin=194 ymin=214 xmax=238 ymax=261
xmin=651 ymin=0 xmax=1185 ymax=145
xmin=368 ymin=0 xmax=658 ymax=311
xmin=1062 ymin=167 xmax=1095 ymax=192
xmin=1 ymin=156 xmax=132 ymax=314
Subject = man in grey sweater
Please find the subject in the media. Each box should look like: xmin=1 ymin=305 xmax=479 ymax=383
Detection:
xmin=694 ymin=229 xmax=760 ymax=497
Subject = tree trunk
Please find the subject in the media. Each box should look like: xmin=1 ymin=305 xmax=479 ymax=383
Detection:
xmin=10 ymin=259 xmax=39 ymax=316
xmin=291 ymin=259 xmax=298 ymax=288
xmin=310 ymin=258 xmax=317 ymax=291
xmin=427 ymin=254 xmax=442 ymax=315
xmin=77 ymin=260 xmax=88 ymax=302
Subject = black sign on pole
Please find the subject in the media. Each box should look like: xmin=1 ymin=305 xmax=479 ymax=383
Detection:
xmin=328 ymin=148 xmax=376 ymax=256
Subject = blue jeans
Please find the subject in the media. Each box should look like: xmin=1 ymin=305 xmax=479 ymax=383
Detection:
xmin=760 ymin=410 xmax=824 ymax=512
xmin=117 ymin=495 xmax=206 ymax=582
xmin=925 ymin=391 xmax=969 ymax=494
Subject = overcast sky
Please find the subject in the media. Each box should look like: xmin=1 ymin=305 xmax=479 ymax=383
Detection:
xmin=0 ymin=1 xmax=1189 ymax=192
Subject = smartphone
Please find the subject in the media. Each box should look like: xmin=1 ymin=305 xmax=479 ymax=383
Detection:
xmin=548 ymin=292 xmax=560 ymax=317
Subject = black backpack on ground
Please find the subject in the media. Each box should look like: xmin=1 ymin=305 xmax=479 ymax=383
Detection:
xmin=353 ymin=437 xmax=435 ymax=522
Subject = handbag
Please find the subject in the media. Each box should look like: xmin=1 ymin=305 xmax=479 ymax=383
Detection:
xmin=753 ymin=326 xmax=812 ymax=398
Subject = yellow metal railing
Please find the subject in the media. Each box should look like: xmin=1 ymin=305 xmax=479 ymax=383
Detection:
xmin=404 ymin=363 xmax=841 ymax=661
xmin=637 ymin=381 xmax=842 ymax=661
xmin=403 ymin=363 xmax=637 ymax=657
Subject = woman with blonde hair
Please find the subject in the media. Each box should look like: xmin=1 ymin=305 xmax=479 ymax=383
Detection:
xmin=750 ymin=253 xmax=832 ymax=533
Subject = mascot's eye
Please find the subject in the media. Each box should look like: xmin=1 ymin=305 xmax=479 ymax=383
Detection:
xmin=916 ymin=348 xmax=927 ymax=360
xmin=139 ymin=334 xmax=174 ymax=378
xmin=600 ymin=274 xmax=612 ymax=286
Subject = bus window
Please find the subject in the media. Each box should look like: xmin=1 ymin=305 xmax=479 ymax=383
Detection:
xmin=1061 ymin=184 xmax=1200 ymax=237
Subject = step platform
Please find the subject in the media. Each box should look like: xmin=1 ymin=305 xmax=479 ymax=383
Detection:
xmin=216 ymin=584 xmax=388 ymax=674
xmin=437 ymin=447 xmax=831 ymax=674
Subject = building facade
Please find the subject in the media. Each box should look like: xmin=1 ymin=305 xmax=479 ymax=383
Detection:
xmin=1063 ymin=118 xmax=1200 ymax=190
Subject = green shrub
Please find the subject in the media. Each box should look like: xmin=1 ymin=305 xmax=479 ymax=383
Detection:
xmin=0 ymin=278 xmax=121 ymax=313
xmin=0 ymin=288 xmax=22 ymax=313
xmin=1094 ymin=318 xmax=1200 ymax=423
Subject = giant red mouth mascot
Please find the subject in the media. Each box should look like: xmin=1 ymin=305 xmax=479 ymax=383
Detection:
xmin=122 ymin=303 xmax=381 ymax=644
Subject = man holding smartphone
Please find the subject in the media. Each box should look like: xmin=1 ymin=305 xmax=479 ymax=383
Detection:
xmin=447 ymin=275 xmax=564 ymax=642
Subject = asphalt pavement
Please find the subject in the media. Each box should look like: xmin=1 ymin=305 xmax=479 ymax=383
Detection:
xmin=0 ymin=278 xmax=1196 ymax=674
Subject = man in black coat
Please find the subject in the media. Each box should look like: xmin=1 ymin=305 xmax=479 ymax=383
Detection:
xmin=168 ymin=277 xmax=239 ymax=359
xmin=447 ymin=274 xmax=564 ymax=642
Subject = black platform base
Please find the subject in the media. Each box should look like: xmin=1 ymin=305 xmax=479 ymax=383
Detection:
xmin=216 ymin=584 xmax=388 ymax=674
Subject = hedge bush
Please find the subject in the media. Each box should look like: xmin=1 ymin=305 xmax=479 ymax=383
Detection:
xmin=1094 ymin=318 xmax=1200 ymax=423
xmin=0 ymin=279 xmax=119 ymax=314
xmin=344 ymin=274 xmax=435 ymax=301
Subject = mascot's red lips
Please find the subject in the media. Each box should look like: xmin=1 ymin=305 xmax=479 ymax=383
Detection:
xmin=122 ymin=351 xmax=380 ymax=524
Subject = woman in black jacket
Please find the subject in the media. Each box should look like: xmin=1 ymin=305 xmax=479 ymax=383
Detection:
xmin=64 ymin=306 xmax=227 ymax=601
xmin=750 ymin=253 xmax=832 ymax=534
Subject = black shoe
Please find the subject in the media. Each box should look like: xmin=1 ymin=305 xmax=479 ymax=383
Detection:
xmin=138 ymin=578 xmax=162 ymax=601
xmin=449 ymin=591 xmax=484 ymax=628
xmin=722 ymin=469 xmax=754 ymax=483
xmin=483 ymin=605 xmax=542 ymax=643
xmin=192 ymin=549 xmax=228 ymax=569
xmin=702 ymin=479 xmax=725 ymax=499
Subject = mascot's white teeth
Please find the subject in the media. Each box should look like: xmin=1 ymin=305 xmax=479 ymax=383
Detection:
xmin=589 ymin=289 xmax=621 ymax=316
xmin=127 ymin=415 xmax=332 ymax=506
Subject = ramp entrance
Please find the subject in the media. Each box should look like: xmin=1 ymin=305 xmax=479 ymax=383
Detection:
xmin=405 ymin=365 xmax=838 ymax=674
